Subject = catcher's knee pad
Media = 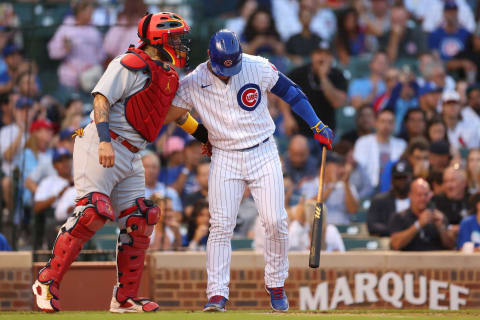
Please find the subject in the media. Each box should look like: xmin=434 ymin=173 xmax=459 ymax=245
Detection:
xmin=39 ymin=192 xmax=114 ymax=284
xmin=115 ymin=198 xmax=160 ymax=302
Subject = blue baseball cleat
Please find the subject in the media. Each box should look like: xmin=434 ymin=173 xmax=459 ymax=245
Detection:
xmin=203 ymin=295 xmax=228 ymax=312
xmin=266 ymin=287 xmax=289 ymax=312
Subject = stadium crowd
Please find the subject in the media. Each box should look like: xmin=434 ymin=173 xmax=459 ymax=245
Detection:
xmin=0 ymin=0 xmax=480 ymax=255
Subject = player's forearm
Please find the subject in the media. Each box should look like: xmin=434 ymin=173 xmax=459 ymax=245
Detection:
xmin=93 ymin=94 xmax=112 ymax=142
xmin=390 ymin=225 xmax=418 ymax=250
xmin=93 ymin=94 xmax=110 ymax=124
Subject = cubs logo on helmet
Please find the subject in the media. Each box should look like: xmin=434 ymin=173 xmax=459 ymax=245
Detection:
xmin=237 ymin=84 xmax=261 ymax=111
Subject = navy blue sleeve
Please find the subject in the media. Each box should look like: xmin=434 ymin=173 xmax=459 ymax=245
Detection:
xmin=270 ymin=72 xmax=321 ymax=129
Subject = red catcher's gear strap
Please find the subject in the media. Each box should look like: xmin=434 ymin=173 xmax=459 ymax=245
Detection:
xmin=120 ymin=48 xmax=179 ymax=142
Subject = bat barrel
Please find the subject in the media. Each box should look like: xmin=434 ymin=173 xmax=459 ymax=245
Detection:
xmin=309 ymin=203 xmax=324 ymax=268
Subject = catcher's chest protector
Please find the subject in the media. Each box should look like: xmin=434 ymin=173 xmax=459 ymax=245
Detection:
xmin=120 ymin=48 xmax=179 ymax=142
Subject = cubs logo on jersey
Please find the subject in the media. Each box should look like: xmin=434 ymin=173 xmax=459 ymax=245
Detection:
xmin=237 ymin=83 xmax=261 ymax=111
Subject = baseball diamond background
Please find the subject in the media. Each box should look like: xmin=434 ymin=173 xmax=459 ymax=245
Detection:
xmin=1 ymin=251 xmax=480 ymax=311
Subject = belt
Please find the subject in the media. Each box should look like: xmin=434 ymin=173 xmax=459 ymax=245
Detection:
xmin=237 ymin=137 xmax=269 ymax=152
xmin=109 ymin=130 xmax=139 ymax=153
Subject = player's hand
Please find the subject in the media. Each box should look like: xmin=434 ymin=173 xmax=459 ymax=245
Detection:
xmin=202 ymin=141 xmax=212 ymax=157
xmin=312 ymin=121 xmax=334 ymax=150
xmin=98 ymin=142 xmax=115 ymax=168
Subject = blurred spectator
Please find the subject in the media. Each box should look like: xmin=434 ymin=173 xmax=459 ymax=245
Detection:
xmin=33 ymin=148 xmax=73 ymax=250
xmin=225 ymin=0 xmax=258 ymax=37
xmin=427 ymin=170 xmax=445 ymax=195
xmin=415 ymin=0 xmax=476 ymax=34
xmin=340 ymin=104 xmax=375 ymax=144
xmin=22 ymin=120 xmax=55 ymax=227
xmin=432 ymin=166 xmax=469 ymax=226
xmin=288 ymin=198 xmax=344 ymax=251
xmin=418 ymin=56 xmax=456 ymax=91
xmin=467 ymin=149 xmax=480 ymax=194
xmin=398 ymin=109 xmax=427 ymax=142
xmin=16 ymin=70 xmax=40 ymax=99
xmin=372 ymin=67 xmax=399 ymax=113
xmin=158 ymin=135 xmax=185 ymax=184
xmin=380 ymin=4 xmax=427 ymax=63
xmin=0 ymin=43 xmax=23 ymax=94
xmin=103 ymin=0 xmax=147 ymax=60
xmin=187 ymin=200 xmax=210 ymax=250
xmin=389 ymin=178 xmax=455 ymax=251
xmin=0 ymin=232 xmax=11 ymax=251
xmin=335 ymin=8 xmax=369 ymax=65
xmin=429 ymin=140 xmax=451 ymax=172
xmin=0 ymin=93 xmax=11 ymax=128
xmin=300 ymin=152 xmax=358 ymax=225
xmin=419 ymin=83 xmax=442 ymax=121
xmin=348 ymin=51 xmax=389 ymax=108
xmin=353 ymin=109 xmax=406 ymax=190
xmin=272 ymin=0 xmax=337 ymax=42
xmin=364 ymin=0 xmax=391 ymax=39
xmin=427 ymin=1 xmax=471 ymax=61
xmin=150 ymin=196 xmax=182 ymax=251
xmin=379 ymin=138 xmax=429 ymax=193
xmin=286 ymin=8 xmax=324 ymax=65
xmin=461 ymin=84 xmax=480 ymax=126
xmin=457 ymin=192 xmax=480 ymax=251
xmin=48 ymin=0 xmax=105 ymax=99
xmin=0 ymin=97 xmax=34 ymax=177
xmin=241 ymin=8 xmax=286 ymax=59
xmin=335 ymin=139 xmax=373 ymax=200
xmin=386 ymin=75 xmax=419 ymax=134
xmin=280 ymin=43 xmax=347 ymax=135
xmin=441 ymin=90 xmax=480 ymax=153
xmin=184 ymin=159 xmax=210 ymax=218
xmin=426 ymin=117 xmax=448 ymax=142
xmin=368 ymin=159 xmax=412 ymax=237
xmin=142 ymin=152 xmax=182 ymax=212
xmin=283 ymin=135 xmax=318 ymax=184
xmin=447 ymin=26 xmax=480 ymax=83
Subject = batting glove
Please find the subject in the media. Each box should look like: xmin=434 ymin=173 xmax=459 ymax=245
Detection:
xmin=312 ymin=121 xmax=334 ymax=150
xmin=202 ymin=141 xmax=212 ymax=157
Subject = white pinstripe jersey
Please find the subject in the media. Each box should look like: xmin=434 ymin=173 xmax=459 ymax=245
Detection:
xmin=172 ymin=54 xmax=279 ymax=150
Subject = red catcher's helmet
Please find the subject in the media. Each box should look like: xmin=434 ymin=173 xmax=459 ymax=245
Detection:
xmin=137 ymin=12 xmax=191 ymax=68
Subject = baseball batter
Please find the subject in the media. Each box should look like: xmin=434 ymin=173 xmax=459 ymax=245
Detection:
xmin=166 ymin=30 xmax=334 ymax=312
xmin=32 ymin=12 xmax=206 ymax=313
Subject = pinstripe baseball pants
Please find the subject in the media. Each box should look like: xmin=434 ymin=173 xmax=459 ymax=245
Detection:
xmin=206 ymin=138 xmax=289 ymax=299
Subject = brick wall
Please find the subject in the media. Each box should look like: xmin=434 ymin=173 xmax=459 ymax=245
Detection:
xmin=149 ymin=251 xmax=480 ymax=310
xmin=0 ymin=252 xmax=32 ymax=311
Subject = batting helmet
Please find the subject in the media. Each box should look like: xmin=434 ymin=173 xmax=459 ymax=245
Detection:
xmin=208 ymin=30 xmax=242 ymax=77
xmin=137 ymin=12 xmax=190 ymax=68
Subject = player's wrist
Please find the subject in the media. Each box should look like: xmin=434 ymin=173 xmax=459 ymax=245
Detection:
xmin=96 ymin=122 xmax=111 ymax=142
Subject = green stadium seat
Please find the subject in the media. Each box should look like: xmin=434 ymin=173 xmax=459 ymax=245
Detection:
xmin=334 ymin=106 xmax=356 ymax=140
xmin=342 ymin=236 xmax=381 ymax=251
xmin=231 ymin=239 xmax=253 ymax=251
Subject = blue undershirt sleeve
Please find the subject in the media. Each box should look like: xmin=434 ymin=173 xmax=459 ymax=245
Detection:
xmin=270 ymin=72 xmax=321 ymax=129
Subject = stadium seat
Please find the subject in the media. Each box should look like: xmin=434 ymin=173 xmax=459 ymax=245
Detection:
xmin=231 ymin=239 xmax=254 ymax=251
xmin=342 ymin=236 xmax=381 ymax=251
xmin=334 ymin=106 xmax=356 ymax=140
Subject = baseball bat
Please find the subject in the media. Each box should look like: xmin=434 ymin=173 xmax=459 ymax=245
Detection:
xmin=309 ymin=146 xmax=327 ymax=268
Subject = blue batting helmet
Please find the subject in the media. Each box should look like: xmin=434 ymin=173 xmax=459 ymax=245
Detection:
xmin=208 ymin=29 xmax=242 ymax=77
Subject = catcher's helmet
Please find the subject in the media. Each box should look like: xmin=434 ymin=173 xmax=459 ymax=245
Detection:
xmin=208 ymin=30 xmax=242 ymax=77
xmin=137 ymin=12 xmax=190 ymax=68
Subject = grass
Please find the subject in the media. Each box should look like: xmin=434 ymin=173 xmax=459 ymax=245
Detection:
xmin=1 ymin=310 xmax=480 ymax=320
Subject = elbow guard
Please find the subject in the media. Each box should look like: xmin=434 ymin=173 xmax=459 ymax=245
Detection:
xmin=270 ymin=72 xmax=306 ymax=105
